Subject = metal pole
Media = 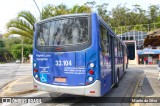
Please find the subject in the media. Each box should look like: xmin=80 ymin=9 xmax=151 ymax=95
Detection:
xmin=33 ymin=0 xmax=41 ymax=19
xmin=21 ymin=38 xmax=24 ymax=64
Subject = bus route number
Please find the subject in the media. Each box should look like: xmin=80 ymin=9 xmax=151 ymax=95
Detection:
xmin=55 ymin=60 xmax=72 ymax=66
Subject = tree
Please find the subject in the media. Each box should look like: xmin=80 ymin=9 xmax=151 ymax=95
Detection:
xmin=4 ymin=11 xmax=36 ymax=39
xmin=110 ymin=5 xmax=130 ymax=27
xmin=69 ymin=4 xmax=91 ymax=13
xmin=0 ymin=40 xmax=6 ymax=62
xmin=131 ymin=5 xmax=148 ymax=25
xmin=11 ymin=44 xmax=32 ymax=60
xmin=84 ymin=1 xmax=96 ymax=10
xmin=2 ymin=37 xmax=21 ymax=62
xmin=4 ymin=4 xmax=92 ymax=40
xmin=148 ymin=5 xmax=160 ymax=23
xmin=3 ymin=37 xmax=21 ymax=53
xmin=96 ymin=3 xmax=109 ymax=22
xmin=42 ymin=4 xmax=55 ymax=19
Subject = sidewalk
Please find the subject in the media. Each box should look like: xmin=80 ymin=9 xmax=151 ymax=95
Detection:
xmin=0 ymin=76 xmax=36 ymax=97
xmin=131 ymin=66 xmax=160 ymax=106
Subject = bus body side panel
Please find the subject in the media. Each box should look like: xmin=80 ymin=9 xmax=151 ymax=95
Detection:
xmin=119 ymin=56 xmax=124 ymax=78
xmin=114 ymin=39 xmax=123 ymax=80
xmin=84 ymin=13 xmax=101 ymax=97
xmin=119 ymin=45 xmax=126 ymax=78
xmin=98 ymin=24 xmax=112 ymax=96
xmin=100 ymin=51 xmax=112 ymax=96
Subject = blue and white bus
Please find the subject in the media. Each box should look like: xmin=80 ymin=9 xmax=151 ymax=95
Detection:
xmin=33 ymin=13 xmax=128 ymax=97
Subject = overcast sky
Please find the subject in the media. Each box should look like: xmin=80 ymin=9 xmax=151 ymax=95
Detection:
xmin=0 ymin=0 xmax=159 ymax=33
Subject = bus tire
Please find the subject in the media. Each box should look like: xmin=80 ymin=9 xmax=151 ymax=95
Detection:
xmin=126 ymin=63 xmax=128 ymax=69
xmin=124 ymin=68 xmax=126 ymax=74
xmin=114 ymin=71 xmax=119 ymax=88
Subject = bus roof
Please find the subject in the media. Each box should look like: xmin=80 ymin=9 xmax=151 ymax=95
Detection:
xmin=36 ymin=13 xmax=91 ymax=24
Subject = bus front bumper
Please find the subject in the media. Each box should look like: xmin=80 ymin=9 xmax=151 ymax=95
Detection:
xmin=33 ymin=78 xmax=101 ymax=97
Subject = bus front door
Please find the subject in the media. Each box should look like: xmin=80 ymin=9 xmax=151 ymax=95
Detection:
xmin=110 ymin=35 xmax=116 ymax=87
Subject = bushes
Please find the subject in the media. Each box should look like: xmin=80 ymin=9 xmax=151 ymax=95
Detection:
xmin=11 ymin=44 xmax=32 ymax=60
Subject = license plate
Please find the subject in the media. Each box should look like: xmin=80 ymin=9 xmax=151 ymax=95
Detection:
xmin=54 ymin=77 xmax=66 ymax=82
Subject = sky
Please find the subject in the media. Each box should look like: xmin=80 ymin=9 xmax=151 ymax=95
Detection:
xmin=0 ymin=0 xmax=159 ymax=33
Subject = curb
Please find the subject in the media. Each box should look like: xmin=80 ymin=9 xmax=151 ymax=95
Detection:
xmin=1 ymin=89 xmax=37 ymax=97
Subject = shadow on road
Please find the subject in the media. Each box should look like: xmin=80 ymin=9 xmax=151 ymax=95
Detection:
xmin=141 ymin=76 xmax=154 ymax=96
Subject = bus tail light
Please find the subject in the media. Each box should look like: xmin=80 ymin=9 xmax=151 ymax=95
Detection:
xmin=86 ymin=55 xmax=96 ymax=85
xmin=89 ymin=70 xmax=94 ymax=75
xmin=34 ymin=69 xmax=38 ymax=72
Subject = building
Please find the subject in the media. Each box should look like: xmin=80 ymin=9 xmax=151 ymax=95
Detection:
xmin=118 ymin=30 xmax=160 ymax=65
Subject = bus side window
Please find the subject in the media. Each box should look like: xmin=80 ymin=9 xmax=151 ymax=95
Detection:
xmin=117 ymin=41 xmax=119 ymax=57
xmin=121 ymin=44 xmax=123 ymax=57
xmin=100 ymin=25 xmax=110 ymax=56
xmin=100 ymin=25 xmax=105 ymax=55
xmin=118 ymin=41 xmax=122 ymax=57
xmin=114 ymin=39 xmax=118 ymax=57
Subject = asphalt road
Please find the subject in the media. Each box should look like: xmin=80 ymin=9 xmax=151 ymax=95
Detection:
xmin=0 ymin=63 xmax=32 ymax=90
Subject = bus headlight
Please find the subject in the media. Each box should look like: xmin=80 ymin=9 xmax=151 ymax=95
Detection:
xmin=88 ymin=76 xmax=94 ymax=82
xmin=89 ymin=63 xmax=95 ymax=68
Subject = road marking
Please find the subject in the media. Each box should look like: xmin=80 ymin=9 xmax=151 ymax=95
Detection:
xmin=0 ymin=76 xmax=35 ymax=97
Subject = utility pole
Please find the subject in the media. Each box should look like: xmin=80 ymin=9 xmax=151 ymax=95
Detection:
xmin=21 ymin=38 xmax=24 ymax=64
xmin=33 ymin=0 xmax=42 ymax=19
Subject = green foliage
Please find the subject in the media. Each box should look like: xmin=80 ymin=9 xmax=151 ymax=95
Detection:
xmin=0 ymin=40 xmax=5 ymax=54
xmin=4 ymin=11 xmax=36 ymax=39
xmin=3 ymin=37 xmax=21 ymax=52
xmin=0 ymin=40 xmax=7 ymax=62
xmin=42 ymin=4 xmax=55 ymax=19
xmin=23 ymin=44 xmax=33 ymax=58
xmin=11 ymin=44 xmax=21 ymax=59
xmin=11 ymin=44 xmax=32 ymax=60
xmin=4 ymin=2 xmax=160 ymax=42
xmin=96 ymin=3 xmax=109 ymax=21
xmin=5 ymin=4 xmax=92 ymax=40
xmin=148 ymin=5 xmax=160 ymax=23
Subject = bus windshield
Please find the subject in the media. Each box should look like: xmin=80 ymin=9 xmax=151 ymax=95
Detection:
xmin=36 ymin=17 xmax=89 ymax=46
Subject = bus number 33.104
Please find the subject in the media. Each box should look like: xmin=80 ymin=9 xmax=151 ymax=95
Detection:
xmin=55 ymin=60 xmax=72 ymax=66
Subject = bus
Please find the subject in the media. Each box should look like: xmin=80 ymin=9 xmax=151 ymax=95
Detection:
xmin=33 ymin=13 xmax=128 ymax=97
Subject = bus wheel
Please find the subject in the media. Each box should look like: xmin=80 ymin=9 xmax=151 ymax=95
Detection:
xmin=114 ymin=73 xmax=119 ymax=87
xmin=126 ymin=64 xmax=128 ymax=69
